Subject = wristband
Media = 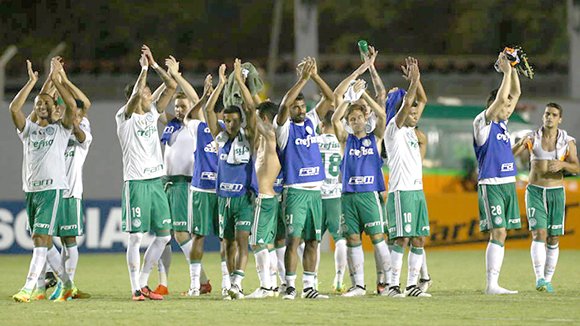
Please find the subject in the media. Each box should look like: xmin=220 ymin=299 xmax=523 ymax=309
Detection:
xmin=142 ymin=66 xmax=148 ymax=71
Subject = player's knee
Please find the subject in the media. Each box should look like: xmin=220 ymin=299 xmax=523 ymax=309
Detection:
xmin=128 ymin=232 xmax=144 ymax=246
xmin=547 ymin=236 xmax=559 ymax=246
xmin=61 ymin=236 xmax=77 ymax=246
xmin=532 ymin=229 xmax=547 ymax=242
xmin=174 ymin=231 xmax=190 ymax=244
xmin=490 ymin=228 xmax=507 ymax=243
xmin=411 ymin=236 xmax=425 ymax=247
xmin=395 ymin=237 xmax=409 ymax=247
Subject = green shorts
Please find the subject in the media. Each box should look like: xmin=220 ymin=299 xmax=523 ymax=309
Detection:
xmin=525 ymin=184 xmax=565 ymax=236
xmin=275 ymin=194 xmax=286 ymax=242
xmin=322 ymin=197 xmax=343 ymax=241
xmin=122 ymin=178 xmax=172 ymax=234
xmin=342 ymin=192 xmax=385 ymax=237
xmin=387 ymin=190 xmax=430 ymax=239
xmin=25 ymin=189 xmax=64 ymax=236
xmin=57 ymin=197 xmax=84 ymax=237
xmin=284 ymin=187 xmax=322 ymax=241
xmin=478 ymin=183 xmax=521 ymax=232
xmin=219 ymin=194 xmax=255 ymax=240
xmin=250 ymin=195 xmax=280 ymax=246
xmin=164 ymin=176 xmax=191 ymax=232
xmin=189 ymin=190 xmax=220 ymax=237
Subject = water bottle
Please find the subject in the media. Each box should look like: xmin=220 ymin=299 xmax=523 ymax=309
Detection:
xmin=358 ymin=40 xmax=369 ymax=61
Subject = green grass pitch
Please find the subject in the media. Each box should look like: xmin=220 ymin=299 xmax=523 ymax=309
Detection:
xmin=1 ymin=249 xmax=579 ymax=325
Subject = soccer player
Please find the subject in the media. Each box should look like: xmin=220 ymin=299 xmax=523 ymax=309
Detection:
xmin=473 ymin=52 xmax=522 ymax=295
xmin=116 ymin=45 xmax=176 ymax=301
xmin=11 ymin=59 xmax=77 ymax=302
xmin=204 ymin=60 xmax=257 ymax=300
xmin=384 ymin=57 xmax=431 ymax=297
xmin=245 ymin=100 xmax=283 ymax=299
xmin=332 ymin=78 xmax=390 ymax=297
xmin=318 ymin=110 xmax=348 ymax=293
xmin=166 ymin=58 xmax=231 ymax=298
xmin=512 ymin=103 xmax=579 ymax=292
xmin=275 ymin=57 xmax=333 ymax=300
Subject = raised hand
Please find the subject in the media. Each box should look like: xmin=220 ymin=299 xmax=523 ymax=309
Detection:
xmin=497 ymin=52 xmax=511 ymax=74
xmin=300 ymin=57 xmax=314 ymax=80
xmin=50 ymin=57 xmax=64 ymax=75
xmin=139 ymin=54 xmax=148 ymax=68
xmin=365 ymin=45 xmax=378 ymax=66
xmin=26 ymin=60 xmax=39 ymax=83
xmin=352 ymin=79 xmax=366 ymax=94
xmin=311 ymin=57 xmax=318 ymax=76
xmin=203 ymin=74 xmax=213 ymax=96
xmin=142 ymin=44 xmax=155 ymax=66
xmin=218 ymin=64 xmax=227 ymax=85
xmin=165 ymin=55 xmax=180 ymax=75
xmin=234 ymin=58 xmax=243 ymax=81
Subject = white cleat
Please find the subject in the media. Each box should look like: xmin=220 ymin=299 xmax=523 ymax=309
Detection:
xmin=342 ymin=285 xmax=366 ymax=297
xmin=282 ymin=286 xmax=296 ymax=300
xmin=404 ymin=285 xmax=432 ymax=297
xmin=246 ymin=287 xmax=274 ymax=299
xmin=382 ymin=286 xmax=405 ymax=298
xmin=221 ymin=287 xmax=232 ymax=300
xmin=228 ymin=284 xmax=245 ymax=300
xmin=485 ymin=286 xmax=518 ymax=295
xmin=185 ymin=288 xmax=200 ymax=297
xmin=301 ymin=287 xmax=329 ymax=299
xmin=418 ymin=278 xmax=432 ymax=293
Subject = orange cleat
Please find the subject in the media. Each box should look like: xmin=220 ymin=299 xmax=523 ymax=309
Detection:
xmin=200 ymin=280 xmax=212 ymax=294
xmin=141 ymin=286 xmax=164 ymax=300
xmin=132 ymin=290 xmax=145 ymax=301
xmin=153 ymin=284 xmax=169 ymax=296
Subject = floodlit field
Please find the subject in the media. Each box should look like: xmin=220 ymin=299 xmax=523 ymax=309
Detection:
xmin=1 ymin=250 xmax=579 ymax=325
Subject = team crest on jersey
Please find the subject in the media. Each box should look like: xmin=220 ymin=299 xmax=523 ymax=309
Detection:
xmin=494 ymin=216 xmax=503 ymax=225
xmin=362 ymin=139 xmax=371 ymax=147
xmin=45 ymin=126 xmax=55 ymax=135
xmin=132 ymin=218 xmax=142 ymax=228
xmin=305 ymin=126 xmax=313 ymax=135
xmin=528 ymin=218 xmax=537 ymax=227
xmin=404 ymin=224 xmax=412 ymax=233
xmin=146 ymin=114 xmax=154 ymax=123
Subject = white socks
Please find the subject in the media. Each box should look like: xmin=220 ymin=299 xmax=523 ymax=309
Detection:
xmin=485 ymin=241 xmax=504 ymax=289
xmin=189 ymin=262 xmax=201 ymax=290
xmin=389 ymin=245 xmax=404 ymax=287
xmin=373 ymin=240 xmax=391 ymax=285
xmin=303 ymin=271 xmax=316 ymax=289
xmin=530 ymin=240 xmax=546 ymax=281
xmin=24 ymin=247 xmax=48 ymax=291
xmin=269 ymin=250 xmax=278 ymax=289
xmin=420 ymin=250 xmax=430 ymax=279
xmin=254 ymin=249 xmax=271 ymax=289
xmin=545 ymin=244 xmax=559 ymax=282
xmin=276 ymin=246 xmax=286 ymax=284
xmin=157 ymin=243 xmax=172 ymax=287
xmin=407 ymin=247 xmax=424 ymax=287
xmin=297 ymin=242 xmax=305 ymax=265
xmin=47 ymin=245 xmax=70 ymax=284
xmin=348 ymin=244 xmax=365 ymax=287
xmin=139 ymin=235 xmax=171 ymax=288
xmin=334 ymin=239 xmax=347 ymax=288
xmin=221 ymin=261 xmax=231 ymax=289
xmin=127 ymin=233 xmax=143 ymax=292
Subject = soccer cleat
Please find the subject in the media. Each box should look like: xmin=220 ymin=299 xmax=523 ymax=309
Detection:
xmin=343 ymin=285 xmax=366 ymax=297
xmin=228 ymin=284 xmax=245 ymax=300
xmin=272 ymin=286 xmax=280 ymax=297
xmin=45 ymin=272 xmax=58 ymax=289
xmin=246 ymin=287 xmax=274 ymax=299
xmin=418 ymin=278 xmax=432 ymax=293
xmin=132 ymin=290 xmax=145 ymax=301
xmin=141 ymin=286 xmax=164 ymax=300
xmin=200 ymin=280 xmax=212 ymax=294
xmin=12 ymin=289 xmax=32 ymax=303
xmin=485 ymin=286 xmax=518 ymax=295
xmin=278 ymin=283 xmax=287 ymax=296
xmin=382 ymin=285 xmax=404 ymax=298
xmin=153 ymin=284 xmax=169 ymax=296
xmin=376 ymin=282 xmax=387 ymax=295
xmin=49 ymin=281 xmax=62 ymax=300
xmin=545 ymin=282 xmax=554 ymax=293
xmin=184 ymin=288 xmax=200 ymax=297
xmin=535 ymin=278 xmax=548 ymax=292
xmin=333 ymin=283 xmax=346 ymax=294
xmin=54 ymin=285 xmax=74 ymax=302
xmin=301 ymin=287 xmax=328 ymax=299
xmin=31 ymin=288 xmax=47 ymax=300
xmin=282 ymin=286 xmax=296 ymax=300
xmin=72 ymin=287 xmax=91 ymax=299
xmin=221 ymin=287 xmax=231 ymax=300
xmin=404 ymin=285 xmax=432 ymax=297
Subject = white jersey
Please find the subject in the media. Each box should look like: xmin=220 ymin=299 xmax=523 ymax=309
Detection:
xmin=319 ymin=133 xmax=342 ymax=199
xmin=63 ymin=118 xmax=92 ymax=199
xmin=164 ymin=123 xmax=195 ymax=177
xmin=20 ymin=119 xmax=72 ymax=192
xmin=384 ymin=119 xmax=423 ymax=192
xmin=116 ymin=105 xmax=165 ymax=181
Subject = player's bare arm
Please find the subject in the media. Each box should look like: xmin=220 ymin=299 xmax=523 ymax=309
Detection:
xmin=331 ymin=100 xmax=349 ymax=145
xmin=125 ymin=54 xmax=149 ymax=118
xmin=203 ymin=64 xmax=227 ymax=139
xmin=548 ymin=141 xmax=580 ymax=174
xmin=58 ymin=59 xmax=92 ymax=115
xmin=310 ymin=57 xmax=335 ymax=118
xmin=276 ymin=58 xmax=312 ymax=125
xmin=184 ymin=74 xmax=213 ymax=125
xmin=50 ymin=58 xmax=77 ymax=129
xmin=234 ymin=58 xmax=257 ymax=145
xmin=361 ymin=90 xmax=386 ymax=140
xmin=10 ymin=60 xmax=38 ymax=132
xmin=367 ymin=45 xmax=386 ymax=105
xmin=142 ymin=44 xmax=177 ymax=113
xmin=485 ymin=53 xmax=512 ymax=122
xmin=512 ymin=134 xmax=532 ymax=156
xmin=395 ymin=58 xmax=420 ymax=128
xmin=333 ymin=59 xmax=371 ymax=108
